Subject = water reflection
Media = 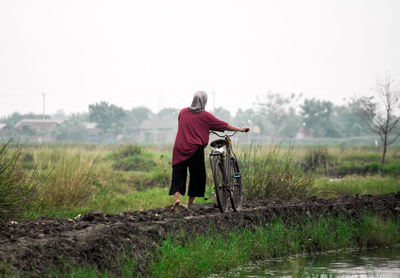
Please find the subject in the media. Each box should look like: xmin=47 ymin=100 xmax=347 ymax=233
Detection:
xmin=210 ymin=248 xmax=400 ymax=277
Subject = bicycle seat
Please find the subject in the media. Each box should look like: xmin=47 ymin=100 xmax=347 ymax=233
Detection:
xmin=210 ymin=139 xmax=227 ymax=148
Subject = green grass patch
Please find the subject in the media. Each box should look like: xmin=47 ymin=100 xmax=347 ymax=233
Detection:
xmin=314 ymin=175 xmax=400 ymax=197
xmin=298 ymin=145 xmax=400 ymax=176
xmin=107 ymin=144 xmax=155 ymax=172
xmin=27 ymin=187 xmax=212 ymax=219
xmin=148 ymin=215 xmax=400 ymax=278
xmin=46 ymin=214 xmax=400 ymax=278
xmin=46 ymin=248 xmax=137 ymax=278
xmin=2 ymin=142 xmax=400 ymax=221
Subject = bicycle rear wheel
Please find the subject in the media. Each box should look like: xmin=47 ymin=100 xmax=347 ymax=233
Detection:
xmin=212 ymin=158 xmax=229 ymax=212
xmin=229 ymin=157 xmax=243 ymax=211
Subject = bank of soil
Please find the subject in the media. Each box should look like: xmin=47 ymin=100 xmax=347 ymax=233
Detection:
xmin=1 ymin=192 xmax=400 ymax=277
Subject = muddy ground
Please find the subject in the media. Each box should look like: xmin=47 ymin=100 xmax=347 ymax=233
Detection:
xmin=1 ymin=192 xmax=400 ymax=277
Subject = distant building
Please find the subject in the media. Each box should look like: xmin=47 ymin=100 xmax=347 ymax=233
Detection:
xmin=15 ymin=119 xmax=63 ymax=131
xmin=15 ymin=119 xmax=63 ymax=142
xmin=83 ymin=122 xmax=101 ymax=141
xmin=136 ymin=119 xmax=177 ymax=143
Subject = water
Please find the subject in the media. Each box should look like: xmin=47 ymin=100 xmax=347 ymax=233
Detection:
xmin=211 ymin=248 xmax=400 ymax=277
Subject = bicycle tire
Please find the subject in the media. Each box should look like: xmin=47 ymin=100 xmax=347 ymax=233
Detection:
xmin=229 ymin=157 xmax=243 ymax=211
xmin=212 ymin=158 xmax=229 ymax=212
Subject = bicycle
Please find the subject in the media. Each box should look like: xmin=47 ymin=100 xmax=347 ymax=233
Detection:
xmin=208 ymin=129 xmax=248 ymax=212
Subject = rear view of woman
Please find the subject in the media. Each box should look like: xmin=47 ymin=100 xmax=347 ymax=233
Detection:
xmin=170 ymin=91 xmax=249 ymax=210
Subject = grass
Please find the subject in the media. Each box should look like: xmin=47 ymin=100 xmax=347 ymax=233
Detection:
xmin=15 ymin=144 xmax=174 ymax=219
xmin=239 ymin=144 xmax=315 ymax=200
xmin=3 ymin=142 xmax=400 ymax=276
xmin=298 ymin=145 xmax=400 ymax=176
xmin=33 ymin=148 xmax=100 ymax=208
xmin=148 ymin=215 xmax=400 ymax=278
xmin=106 ymin=144 xmax=155 ymax=171
xmin=313 ymin=175 xmax=400 ymax=197
xmin=46 ymin=214 xmax=400 ymax=278
xmin=27 ymin=185 xmax=214 ymax=219
xmin=2 ymin=141 xmax=400 ymax=221
xmin=46 ymin=248 xmax=137 ymax=278
xmin=0 ymin=139 xmax=36 ymax=221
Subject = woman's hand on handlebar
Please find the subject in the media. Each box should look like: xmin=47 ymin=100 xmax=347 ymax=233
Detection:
xmin=226 ymin=124 xmax=250 ymax=133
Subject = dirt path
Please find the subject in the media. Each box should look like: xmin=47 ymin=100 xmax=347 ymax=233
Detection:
xmin=1 ymin=192 xmax=400 ymax=277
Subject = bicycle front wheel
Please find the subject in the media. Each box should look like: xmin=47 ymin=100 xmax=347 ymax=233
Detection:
xmin=212 ymin=158 xmax=229 ymax=212
xmin=229 ymin=157 xmax=243 ymax=211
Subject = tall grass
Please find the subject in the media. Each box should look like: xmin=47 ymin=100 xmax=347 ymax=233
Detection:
xmin=19 ymin=144 xmax=175 ymax=218
xmin=0 ymin=140 xmax=36 ymax=221
xmin=239 ymin=144 xmax=315 ymax=200
xmin=32 ymin=148 xmax=100 ymax=210
xmin=4 ymin=142 xmax=399 ymax=220
xmin=302 ymin=146 xmax=333 ymax=173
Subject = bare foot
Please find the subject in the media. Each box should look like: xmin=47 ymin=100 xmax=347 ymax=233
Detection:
xmin=171 ymin=200 xmax=180 ymax=211
xmin=188 ymin=196 xmax=195 ymax=210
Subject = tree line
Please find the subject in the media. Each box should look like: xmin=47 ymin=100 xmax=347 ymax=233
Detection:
xmin=0 ymin=97 xmax=367 ymax=140
xmin=1 ymin=76 xmax=399 ymax=163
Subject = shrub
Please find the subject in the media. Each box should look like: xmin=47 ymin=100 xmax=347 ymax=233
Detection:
xmin=302 ymin=146 xmax=334 ymax=174
xmin=107 ymin=144 xmax=154 ymax=171
xmin=110 ymin=144 xmax=142 ymax=158
xmin=381 ymin=162 xmax=400 ymax=176
xmin=0 ymin=140 xmax=36 ymax=221
xmin=336 ymin=162 xmax=400 ymax=176
xmin=364 ymin=162 xmax=380 ymax=173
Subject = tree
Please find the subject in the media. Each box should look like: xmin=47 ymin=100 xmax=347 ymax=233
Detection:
xmin=300 ymin=98 xmax=341 ymax=138
xmin=233 ymin=108 xmax=255 ymax=127
xmin=53 ymin=116 xmax=87 ymax=142
xmin=279 ymin=107 xmax=303 ymax=137
xmin=157 ymin=108 xmax=180 ymax=120
xmin=354 ymin=75 xmax=400 ymax=164
xmin=123 ymin=106 xmax=153 ymax=134
xmin=88 ymin=101 xmax=126 ymax=136
xmin=213 ymin=107 xmax=232 ymax=122
xmin=331 ymin=101 xmax=371 ymax=137
xmin=257 ymin=92 xmax=300 ymax=139
xmin=51 ymin=109 xmax=67 ymax=121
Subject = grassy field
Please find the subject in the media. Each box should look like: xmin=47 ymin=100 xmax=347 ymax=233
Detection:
xmin=1 ymin=141 xmax=400 ymax=221
xmin=2 ymin=142 xmax=400 ymax=277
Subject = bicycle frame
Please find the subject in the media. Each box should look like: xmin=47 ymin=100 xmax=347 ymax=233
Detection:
xmin=208 ymin=131 xmax=238 ymax=201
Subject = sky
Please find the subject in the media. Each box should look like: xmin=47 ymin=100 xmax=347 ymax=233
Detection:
xmin=0 ymin=0 xmax=400 ymax=117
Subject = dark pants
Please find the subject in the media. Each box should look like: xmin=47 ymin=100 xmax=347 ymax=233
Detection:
xmin=169 ymin=146 xmax=206 ymax=197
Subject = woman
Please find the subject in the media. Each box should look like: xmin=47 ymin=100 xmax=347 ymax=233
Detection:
xmin=170 ymin=91 xmax=249 ymax=210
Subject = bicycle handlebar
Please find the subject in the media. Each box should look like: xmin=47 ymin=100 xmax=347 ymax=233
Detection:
xmin=210 ymin=128 xmax=249 ymax=137
xmin=210 ymin=130 xmax=238 ymax=137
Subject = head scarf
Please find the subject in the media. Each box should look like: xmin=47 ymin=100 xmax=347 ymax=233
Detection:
xmin=188 ymin=91 xmax=208 ymax=113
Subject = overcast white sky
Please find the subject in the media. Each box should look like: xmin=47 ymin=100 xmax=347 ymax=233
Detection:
xmin=1 ymin=0 xmax=399 ymax=117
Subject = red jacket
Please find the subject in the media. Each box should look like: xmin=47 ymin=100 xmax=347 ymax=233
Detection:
xmin=172 ymin=108 xmax=228 ymax=165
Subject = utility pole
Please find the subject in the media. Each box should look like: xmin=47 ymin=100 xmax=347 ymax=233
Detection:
xmin=42 ymin=92 xmax=45 ymax=118
xmin=212 ymin=91 xmax=215 ymax=112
